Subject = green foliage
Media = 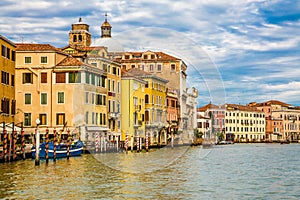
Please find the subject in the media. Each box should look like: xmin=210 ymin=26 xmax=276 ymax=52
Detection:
xmin=194 ymin=129 xmax=203 ymax=139
xmin=217 ymin=132 xmax=224 ymax=141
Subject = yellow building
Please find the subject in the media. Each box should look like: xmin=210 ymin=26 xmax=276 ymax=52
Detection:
xmin=142 ymin=72 xmax=168 ymax=146
xmin=15 ymin=44 xmax=108 ymax=142
xmin=0 ymin=35 xmax=16 ymax=125
xmin=117 ymin=51 xmax=196 ymax=144
xmin=121 ymin=68 xmax=146 ymax=148
xmin=225 ymin=104 xmax=265 ymax=142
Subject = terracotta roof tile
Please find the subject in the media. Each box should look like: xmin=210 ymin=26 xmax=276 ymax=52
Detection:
xmin=57 ymin=56 xmax=87 ymax=66
xmin=249 ymin=100 xmax=291 ymax=107
xmin=197 ymin=103 xmax=224 ymax=112
xmin=121 ymin=51 xmax=180 ymax=61
xmin=122 ymin=68 xmax=151 ymax=77
xmin=16 ymin=43 xmax=59 ymax=51
xmin=226 ymin=104 xmax=263 ymax=112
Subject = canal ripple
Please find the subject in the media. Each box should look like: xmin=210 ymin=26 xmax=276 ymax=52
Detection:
xmin=1 ymin=144 xmax=300 ymax=199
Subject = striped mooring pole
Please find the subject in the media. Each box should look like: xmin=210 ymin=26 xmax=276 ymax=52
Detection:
xmin=145 ymin=133 xmax=149 ymax=152
xmin=95 ymin=132 xmax=99 ymax=152
xmin=67 ymin=129 xmax=70 ymax=160
xmin=45 ymin=128 xmax=49 ymax=163
xmin=53 ymin=129 xmax=57 ymax=162
xmin=21 ymin=122 xmax=25 ymax=160
xmin=3 ymin=128 xmax=7 ymax=162
xmin=125 ymin=132 xmax=128 ymax=154
xmin=13 ymin=130 xmax=17 ymax=161
xmin=137 ymin=135 xmax=140 ymax=153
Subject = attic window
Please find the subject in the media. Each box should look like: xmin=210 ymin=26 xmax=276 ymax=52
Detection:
xmin=125 ymin=55 xmax=130 ymax=59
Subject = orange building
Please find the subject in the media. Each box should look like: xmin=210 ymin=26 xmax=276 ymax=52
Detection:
xmin=250 ymin=100 xmax=300 ymax=142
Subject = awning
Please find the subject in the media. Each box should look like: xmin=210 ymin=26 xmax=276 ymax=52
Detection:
xmin=0 ymin=123 xmax=22 ymax=133
xmin=86 ymin=126 xmax=110 ymax=131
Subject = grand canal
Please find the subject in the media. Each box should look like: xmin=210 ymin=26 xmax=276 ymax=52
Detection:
xmin=1 ymin=144 xmax=300 ymax=199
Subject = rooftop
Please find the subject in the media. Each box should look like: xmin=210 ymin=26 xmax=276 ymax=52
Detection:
xmin=118 ymin=51 xmax=181 ymax=62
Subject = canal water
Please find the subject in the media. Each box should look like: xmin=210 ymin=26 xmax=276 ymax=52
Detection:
xmin=1 ymin=144 xmax=300 ymax=199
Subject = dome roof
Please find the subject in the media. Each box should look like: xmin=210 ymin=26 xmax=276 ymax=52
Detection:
xmin=93 ymin=37 xmax=124 ymax=52
xmin=101 ymin=21 xmax=111 ymax=27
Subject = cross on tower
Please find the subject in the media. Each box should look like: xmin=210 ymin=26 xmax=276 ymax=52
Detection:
xmin=105 ymin=12 xmax=108 ymax=22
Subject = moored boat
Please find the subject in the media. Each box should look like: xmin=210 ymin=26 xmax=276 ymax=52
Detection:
xmin=32 ymin=140 xmax=84 ymax=159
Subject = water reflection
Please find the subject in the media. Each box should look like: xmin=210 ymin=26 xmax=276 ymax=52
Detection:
xmin=93 ymin=146 xmax=190 ymax=173
xmin=1 ymin=144 xmax=300 ymax=199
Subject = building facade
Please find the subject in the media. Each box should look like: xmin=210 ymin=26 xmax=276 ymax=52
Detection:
xmin=197 ymin=103 xmax=225 ymax=141
xmin=87 ymin=53 xmax=122 ymax=144
xmin=117 ymin=51 xmax=197 ymax=144
xmin=225 ymin=104 xmax=265 ymax=142
xmin=15 ymin=44 xmax=111 ymax=144
xmin=121 ymin=69 xmax=146 ymax=149
xmin=166 ymin=88 xmax=180 ymax=144
xmin=250 ymin=100 xmax=300 ymax=142
xmin=0 ymin=35 xmax=16 ymax=125
xmin=138 ymin=70 xmax=169 ymax=146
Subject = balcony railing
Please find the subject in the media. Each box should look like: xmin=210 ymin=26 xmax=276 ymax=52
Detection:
xmin=135 ymin=105 xmax=141 ymax=111
xmin=108 ymin=112 xmax=119 ymax=120
xmin=108 ymin=91 xmax=115 ymax=97
xmin=134 ymin=120 xmax=143 ymax=127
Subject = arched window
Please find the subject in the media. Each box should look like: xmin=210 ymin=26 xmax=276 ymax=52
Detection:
xmin=73 ymin=35 xmax=77 ymax=42
xmin=78 ymin=35 xmax=82 ymax=42
xmin=145 ymin=94 xmax=149 ymax=104
xmin=145 ymin=110 xmax=149 ymax=123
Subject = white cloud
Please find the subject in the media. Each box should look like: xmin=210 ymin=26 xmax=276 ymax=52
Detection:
xmin=0 ymin=0 xmax=299 ymax=105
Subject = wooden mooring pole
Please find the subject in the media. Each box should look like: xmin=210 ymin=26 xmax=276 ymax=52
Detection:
xmin=53 ymin=129 xmax=57 ymax=162
xmin=13 ymin=130 xmax=17 ymax=161
xmin=67 ymin=129 xmax=70 ymax=160
xmin=45 ymin=128 xmax=49 ymax=164
xmin=3 ymin=128 xmax=7 ymax=162
xmin=21 ymin=122 xmax=25 ymax=160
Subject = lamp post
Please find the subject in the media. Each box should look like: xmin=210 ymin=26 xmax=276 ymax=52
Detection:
xmin=35 ymin=118 xmax=40 ymax=166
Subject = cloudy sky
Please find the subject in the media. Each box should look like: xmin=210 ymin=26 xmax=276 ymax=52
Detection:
xmin=1 ymin=0 xmax=299 ymax=106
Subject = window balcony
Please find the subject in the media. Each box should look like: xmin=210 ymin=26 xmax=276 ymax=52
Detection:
xmin=108 ymin=91 xmax=115 ymax=97
xmin=135 ymin=105 xmax=141 ymax=111
xmin=134 ymin=120 xmax=143 ymax=127
xmin=108 ymin=112 xmax=119 ymax=120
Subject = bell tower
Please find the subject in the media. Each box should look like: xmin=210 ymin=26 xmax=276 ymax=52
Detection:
xmin=69 ymin=17 xmax=92 ymax=47
xmin=101 ymin=13 xmax=112 ymax=38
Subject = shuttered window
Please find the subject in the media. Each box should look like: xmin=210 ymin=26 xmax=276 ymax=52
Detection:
xmin=41 ymin=72 xmax=47 ymax=83
xmin=56 ymin=72 xmax=65 ymax=83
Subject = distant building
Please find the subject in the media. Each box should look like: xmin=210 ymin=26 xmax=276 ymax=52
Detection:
xmin=93 ymin=14 xmax=124 ymax=53
xmin=249 ymin=100 xmax=300 ymax=142
xmin=0 ymin=34 xmax=16 ymax=126
xmin=166 ymin=88 xmax=180 ymax=143
xmin=197 ymin=103 xmax=225 ymax=141
xmin=225 ymin=104 xmax=265 ymax=142
xmin=69 ymin=17 xmax=92 ymax=48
